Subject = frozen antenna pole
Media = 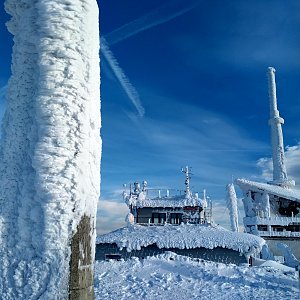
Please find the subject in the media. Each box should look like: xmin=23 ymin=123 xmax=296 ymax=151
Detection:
xmin=267 ymin=67 xmax=294 ymax=187
xmin=182 ymin=166 xmax=192 ymax=198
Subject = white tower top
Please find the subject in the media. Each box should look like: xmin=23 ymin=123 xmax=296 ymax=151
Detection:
xmin=267 ymin=67 xmax=295 ymax=187
xmin=182 ymin=166 xmax=192 ymax=198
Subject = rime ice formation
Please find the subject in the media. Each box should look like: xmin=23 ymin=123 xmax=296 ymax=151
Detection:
xmin=267 ymin=67 xmax=294 ymax=187
xmin=235 ymin=179 xmax=300 ymax=203
xmin=96 ymin=224 xmax=265 ymax=257
xmin=0 ymin=0 xmax=101 ymax=298
xmin=125 ymin=192 xmax=205 ymax=208
xmin=226 ymin=183 xmax=239 ymax=232
xmin=125 ymin=212 xmax=135 ymax=226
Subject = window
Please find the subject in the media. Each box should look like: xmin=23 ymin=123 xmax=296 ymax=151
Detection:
xmin=105 ymin=254 xmax=122 ymax=261
xmin=152 ymin=213 xmax=166 ymax=224
xmin=271 ymin=226 xmax=283 ymax=232
xmin=257 ymin=225 xmax=268 ymax=231
xmin=170 ymin=213 xmax=182 ymax=224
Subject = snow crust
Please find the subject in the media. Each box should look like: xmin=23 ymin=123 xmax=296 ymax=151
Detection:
xmin=94 ymin=252 xmax=298 ymax=299
xmin=235 ymin=178 xmax=300 ymax=203
xmin=0 ymin=0 xmax=101 ymax=298
xmin=97 ymin=224 xmax=265 ymax=256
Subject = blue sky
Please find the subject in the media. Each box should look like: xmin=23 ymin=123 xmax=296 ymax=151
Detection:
xmin=1 ymin=0 xmax=300 ymax=234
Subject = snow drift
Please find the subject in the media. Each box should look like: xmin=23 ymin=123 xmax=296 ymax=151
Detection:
xmin=0 ymin=0 xmax=101 ymax=298
xmin=94 ymin=252 xmax=298 ymax=299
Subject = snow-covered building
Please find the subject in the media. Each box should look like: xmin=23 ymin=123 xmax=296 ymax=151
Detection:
xmin=235 ymin=67 xmax=300 ymax=261
xmin=97 ymin=167 xmax=265 ymax=264
xmin=124 ymin=167 xmax=212 ymax=226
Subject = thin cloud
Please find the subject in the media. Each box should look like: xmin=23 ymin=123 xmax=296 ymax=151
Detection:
xmin=120 ymin=97 xmax=269 ymax=193
xmin=101 ymin=37 xmax=145 ymax=117
xmin=96 ymin=199 xmax=128 ymax=234
xmin=105 ymin=0 xmax=201 ymax=45
xmin=257 ymin=143 xmax=300 ymax=188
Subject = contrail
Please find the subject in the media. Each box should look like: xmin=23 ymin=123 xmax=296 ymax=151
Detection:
xmin=105 ymin=0 xmax=201 ymax=45
xmin=101 ymin=37 xmax=145 ymax=117
xmin=102 ymin=0 xmax=201 ymax=116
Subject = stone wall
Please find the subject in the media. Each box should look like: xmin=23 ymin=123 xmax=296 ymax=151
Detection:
xmin=264 ymin=237 xmax=300 ymax=260
xmin=96 ymin=243 xmax=248 ymax=265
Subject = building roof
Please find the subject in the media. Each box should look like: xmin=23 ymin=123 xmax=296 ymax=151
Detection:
xmin=235 ymin=178 xmax=300 ymax=203
xmin=96 ymin=223 xmax=265 ymax=257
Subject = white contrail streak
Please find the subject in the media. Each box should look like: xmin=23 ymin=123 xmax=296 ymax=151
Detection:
xmin=101 ymin=37 xmax=145 ymax=117
xmin=101 ymin=0 xmax=200 ymax=116
xmin=105 ymin=0 xmax=201 ymax=45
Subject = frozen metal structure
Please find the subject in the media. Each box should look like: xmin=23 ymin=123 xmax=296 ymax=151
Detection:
xmin=235 ymin=67 xmax=300 ymax=261
xmin=267 ymin=67 xmax=294 ymax=188
xmin=96 ymin=168 xmax=265 ymax=264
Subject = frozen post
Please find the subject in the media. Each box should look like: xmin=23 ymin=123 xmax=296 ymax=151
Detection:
xmin=0 ymin=1 xmax=101 ymax=299
xmin=226 ymin=184 xmax=239 ymax=232
xmin=267 ymin=67 xmax=294 ymax=187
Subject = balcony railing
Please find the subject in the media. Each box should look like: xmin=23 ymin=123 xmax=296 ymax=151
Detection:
xmin=258 ymin=230 xmax=300 ymax=238
xmin=244 ymin=216 xmax=300 ymax=226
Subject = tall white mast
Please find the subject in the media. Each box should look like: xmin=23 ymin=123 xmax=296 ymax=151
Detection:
xmin=267 ymin=67 xmax=294 ymax=187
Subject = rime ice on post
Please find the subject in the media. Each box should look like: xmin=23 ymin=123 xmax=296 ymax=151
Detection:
xmin=226 ymin=184 xmax=239 ymax=232
xmin=0 ymin=0 xmax=101 ymax=298
xmin=267 ymin=67 xmax=294 ymax=187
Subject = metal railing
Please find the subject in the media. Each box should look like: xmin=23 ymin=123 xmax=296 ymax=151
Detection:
xmin=258 ymin=230 xmax=300 ymax=237
xmin=245 ymin=216 xmax=300 ymax=226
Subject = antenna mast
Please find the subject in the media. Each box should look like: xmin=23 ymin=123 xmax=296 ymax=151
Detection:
xmin=181 ymin=166 xmax=192 ymax=198
xmin=267 ymin=67 xmax=294 ymax=187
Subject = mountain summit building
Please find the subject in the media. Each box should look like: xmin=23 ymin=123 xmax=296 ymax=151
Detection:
xmin=96 ymin=168 xmax=264 ymax=264
xmin=235 ymin=67 xmax=300 ymax=261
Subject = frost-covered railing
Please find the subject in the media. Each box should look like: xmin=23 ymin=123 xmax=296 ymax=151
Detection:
xmin=141 ymin=217 xmax=211 ymax=226
xmin=258 ymin=231 xmax=300 ymax=237
xmin=244 ymin=216 xmax=300 ymax=226
xmin=145 ymin=189 xmax=185 ymax=199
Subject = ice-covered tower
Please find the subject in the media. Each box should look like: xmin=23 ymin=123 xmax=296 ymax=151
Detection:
xmin=267 ymin=67 xmax=294 ymax=188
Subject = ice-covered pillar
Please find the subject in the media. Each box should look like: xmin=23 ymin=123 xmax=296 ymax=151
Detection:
xmin=267 ymin=67 xmax=294 ymax=187
xmin=0 ymin=1 xmax=101 ymax=299
xmin=226 ymin=184 xmax=239 ymax=232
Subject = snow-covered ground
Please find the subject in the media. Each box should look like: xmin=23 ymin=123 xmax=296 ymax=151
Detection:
xmin=94 ymin=253 xmax=299 ymax=300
